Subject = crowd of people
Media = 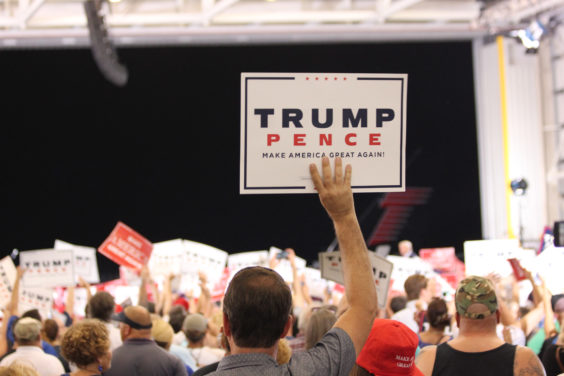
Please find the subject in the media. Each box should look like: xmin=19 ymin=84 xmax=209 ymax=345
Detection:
xmin=0 ymin=157 xmax=562 ymax=376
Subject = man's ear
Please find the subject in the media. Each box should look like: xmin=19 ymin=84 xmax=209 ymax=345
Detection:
xmin=280 ymin=315 xmax=293 ymax=339
xmin=455 ymin=312 xmax=460 ymax=327
xmin=495 ymin=310 xmax=500 ymax=324
xmin=222 ymin=312 xmax=231 ymax=337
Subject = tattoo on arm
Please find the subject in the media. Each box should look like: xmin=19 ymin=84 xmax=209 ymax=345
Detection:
xmin=515 ymin=349 xmax=546 ymax=376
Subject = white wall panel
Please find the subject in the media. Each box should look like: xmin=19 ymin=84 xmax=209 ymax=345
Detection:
xmin=473 ymin=37 xmax=548 ymax=243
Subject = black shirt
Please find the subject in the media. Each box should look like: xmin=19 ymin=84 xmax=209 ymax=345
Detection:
xmin=432 ymin=342 xmax=516 ymax=376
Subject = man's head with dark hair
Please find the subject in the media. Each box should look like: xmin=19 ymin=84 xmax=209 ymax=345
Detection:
xmin=42 ymin=319 xmax=59 ymax=343
xmin=89 ymin=291 xmax=116 ymax=322
xmin=390 ymin=296 xmax=408 ymax=314
xmin=404 ymin=274 xmax=429 ymax=301
xmin=21 ymin=309 xmax=42 ymax=322
xmin=168 ymin=305 xmax=187 ymax=333
xmin=223 ymin=267 xmax=292 ymax=349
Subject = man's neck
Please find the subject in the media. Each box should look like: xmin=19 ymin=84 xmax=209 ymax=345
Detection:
xmin=125 ymin=333 xmax=152 ymax=341
xmin=448 ymin=330 xmax=504 ymax=352
xmin=230 ymin=343 xmax=278 ymax=358
xmin=188 ymin=341 xmax=204 ymax=349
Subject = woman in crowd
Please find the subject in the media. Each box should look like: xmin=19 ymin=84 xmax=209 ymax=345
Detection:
xmin=60 ymin=319 xmax=111 ymax=376
xmin=417 ymin=297 xmax=452 ymax=348
xmin=0 ymin=361 xmax=41 ymax=376
xmin=304 ymin=306 xmax=337 ymax=350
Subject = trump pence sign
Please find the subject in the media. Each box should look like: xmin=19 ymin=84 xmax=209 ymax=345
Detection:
xmin=240 ymin=73 xmax=407 ymax=194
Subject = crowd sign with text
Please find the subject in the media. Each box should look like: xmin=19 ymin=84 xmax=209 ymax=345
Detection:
xmin=0 ymin=257 xmax=16 ymax=308
xmin=240 ymin=73 xmax=407 ymax=194
xmin=54 ymin=240 xmax=100 ymax=284
xmin=20 ymin=249 xmax=75 ymax=288
xmin=98 ymin=222 xmax=153 ymax=270
xmin=319 ymin=251 xmax=393 ymax=309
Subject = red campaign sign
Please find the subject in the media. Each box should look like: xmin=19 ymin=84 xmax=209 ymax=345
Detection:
xmin=507 ymin=258 xmax=527 ymax=281
xmin=419 ymin=247 xmax=457 ymax=272
xmin=98 ymin=222 xmax=153 ymax=270
xmin=212 ymin=267 xmax=231 ymax=302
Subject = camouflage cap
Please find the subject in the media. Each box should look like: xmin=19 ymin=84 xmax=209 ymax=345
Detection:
xmin=455 ymin=276 xmax=498 ymax=319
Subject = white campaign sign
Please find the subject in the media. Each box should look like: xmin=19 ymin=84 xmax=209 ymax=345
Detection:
xmin=19 ymin=287 xmax=53 ymax=319
xmin=182 ymin=240 xmax=228 ymax=287
xmin=535 ymin=246 xmax=564 ymax=294
xmin=463 ymin=239 xmax=522 ymax=277
xmin=227 ymin=251 xmax=269 ymax=273
xmin=319 ymin=251 xmax=393 ymax=309
xmin=148 ymin=239 xmax=185 ymax=276
xmin=303 ymin=267 xmax=328 ymax=301
xmin=20 ymin=249 xmax=75 ymax=288
xmin=54 ymin=240 xmax=100 ymax=284
xmin=240 ymin=72 xmax=407 ymax=194
xmin=268 ymin=247 xmax=306 ymax=283
xmin=0 ymin=256 xmax=17 ymax=308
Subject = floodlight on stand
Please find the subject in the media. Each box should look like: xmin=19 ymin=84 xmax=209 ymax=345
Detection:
xmin=510 ymin=178 xmax=528 ymax=196
xmin=83 ymin=0 xmax=128 ymax=86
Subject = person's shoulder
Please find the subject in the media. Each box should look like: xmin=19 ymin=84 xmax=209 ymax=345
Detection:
xmin=415 ymin=344 xmax=437 ymax=376
xmin=514 ymin=346 xmax=546 ymax=376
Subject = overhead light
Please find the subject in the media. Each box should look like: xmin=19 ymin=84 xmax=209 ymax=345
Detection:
xmin=512 ymin=20 xmax=545 ymax=52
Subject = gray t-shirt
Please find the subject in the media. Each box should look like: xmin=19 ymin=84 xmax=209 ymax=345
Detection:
xmin=105 ymin=338 xmax=188 ymax=376
xmin=210 ymin=327 xmax=355 ymax=376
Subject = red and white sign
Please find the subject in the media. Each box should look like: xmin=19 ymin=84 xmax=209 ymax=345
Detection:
xmin=419 ymin=247 xmax=457 ymax=272
xmin=20 ymin=249 xmax=75 ymax=288
xmin=19 ymin=287 xmax=53 ymax=318
xmin=98 ymin=222 xmax=153 ymax=270
xmin=240 ymin=72 xmax=407 ymax=194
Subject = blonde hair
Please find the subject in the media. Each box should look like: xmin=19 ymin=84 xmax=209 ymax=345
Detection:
xmin=305 ymin=308 xmax=337 ymax=349
xmin=0 ymin=361 xmax=41 ymax=376
xmin=277 ymin=338 xmax=292 ymax=365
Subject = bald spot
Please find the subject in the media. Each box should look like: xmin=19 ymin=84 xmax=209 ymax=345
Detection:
xmin=125 ymin=306 xmax=152 ymax=327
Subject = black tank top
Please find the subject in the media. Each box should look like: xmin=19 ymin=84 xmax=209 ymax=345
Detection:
xmin=432 ymin=342 xmax=516 ymax=376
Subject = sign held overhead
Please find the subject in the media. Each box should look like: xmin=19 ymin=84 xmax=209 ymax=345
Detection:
xmin=240 ymin=73 xmax=407 ymax=194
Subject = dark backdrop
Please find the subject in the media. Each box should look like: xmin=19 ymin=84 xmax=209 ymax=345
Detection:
xmin=0 ymin=41 xmax=481 ymax=281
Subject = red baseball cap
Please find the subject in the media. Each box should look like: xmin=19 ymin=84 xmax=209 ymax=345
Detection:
xmin=356 ymin=319 xmax=424 ymax=376
xmin=173 ymin=297 xmax=190 ymax=311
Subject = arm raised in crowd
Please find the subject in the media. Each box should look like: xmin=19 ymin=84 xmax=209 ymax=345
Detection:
xmin=0 ymin=267 xmax=24 ymax=356
xmin=310 ymin=157 xmax=378 ymax=355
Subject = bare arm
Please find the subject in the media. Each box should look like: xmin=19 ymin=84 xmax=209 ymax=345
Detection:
xmin=66 ymin=285 xmax=75 ymax=320
xmin=138 ymin=266 xmax=150 ymax=308
xmin=514 ymin=346 xmax=546 ymax=376
xmin=162 ymin=274 xmax=174 ymax=317
xmin=310 ymin=157 xmax=378 ymax=355
xmin=415 ymin=345 xmax=437 ymax=376
xmin=196 ymin=271 xmax=212 ymax=317
xmin=288 ymin=249 xmax=306 ymax=310
xmin=78 ymin=276 xmax=93 ymax=303
xmin=540 ymin=277 xmax=556 ymax=338
xmin=0 ymin=267 xmax=24 ymax=356
xmin=525 ymin=270 xmax=543 ymax=307
xmin=7 ymin=267 xmax=24 ymax=317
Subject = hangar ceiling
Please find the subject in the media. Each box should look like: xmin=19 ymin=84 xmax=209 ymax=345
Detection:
xmin=0 ymin=0 xmax=562 ymax=47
